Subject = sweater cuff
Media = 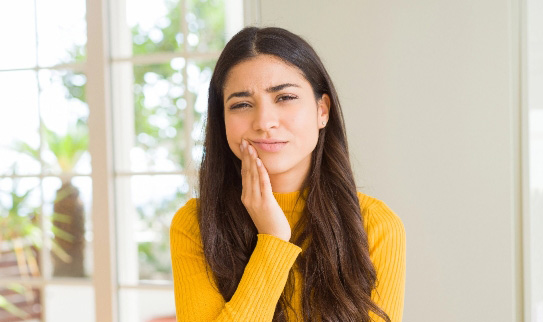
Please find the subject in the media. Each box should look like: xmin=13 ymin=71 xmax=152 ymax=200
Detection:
xmin=225 ymin=234 xmax=302 ymax=320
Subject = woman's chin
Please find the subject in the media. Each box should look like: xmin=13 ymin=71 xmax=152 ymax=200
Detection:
xmin=262 ymin=162 xmax=287 ymax=176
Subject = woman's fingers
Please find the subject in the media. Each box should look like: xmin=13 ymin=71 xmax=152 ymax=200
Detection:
xmin=241 ymin=139 xmax=261 ymax=202
xmin=248 ymin=144 xmax=262 ymax=199
xmin=240 ymin=140 xmax=250 ymax=200
xmin=256 ymin=156 xmax=273 ymax=199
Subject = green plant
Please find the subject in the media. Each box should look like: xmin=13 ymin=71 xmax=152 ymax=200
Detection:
xmin=0 ymin=181 xmax=41 ymax=268
xmin=12 ymin=119 xmax=89 ymax=277
xmin=136 ymin=187 xmax=186 ymax=280
xmin=0 ymin=120 xmax=89 ymax=317
xmin=43 ymin=119 xmax=88 ymax=174
xmin=0 ymin=179 xmax=41 ymax=319
xmin=0 ymin=284 xmax=35 ymax=320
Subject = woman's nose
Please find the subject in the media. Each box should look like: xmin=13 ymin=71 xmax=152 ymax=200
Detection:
xmin=252 ymin=102 xmax=279 ymax=131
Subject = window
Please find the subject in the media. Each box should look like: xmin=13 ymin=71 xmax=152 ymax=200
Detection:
xmin=109 ymin=0 xmax=242 ymax=320
xmin=0 ymin=0 xmax=243 ymax=321
xmin=0 ymin=0 xmax=93 ymax=321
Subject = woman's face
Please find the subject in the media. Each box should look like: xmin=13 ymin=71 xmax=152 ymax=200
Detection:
xmin=223 ymin=54 xmax=330 ymax=183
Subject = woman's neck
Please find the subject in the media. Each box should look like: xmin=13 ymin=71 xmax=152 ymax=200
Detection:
xmin=269 ymin=156 xmax=311 ymax=193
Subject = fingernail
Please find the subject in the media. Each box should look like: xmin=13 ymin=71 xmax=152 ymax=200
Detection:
xmin=256 ymin=158 xmax=262 ymax=167
xmin=242 ymin=140 xmax=247 ymax=148
xmin=248 ymin=146 xmax=253 ymax=155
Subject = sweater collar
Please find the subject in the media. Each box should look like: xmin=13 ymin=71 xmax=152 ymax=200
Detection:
xmin=272 ymin=189 xmax=307 ymax=214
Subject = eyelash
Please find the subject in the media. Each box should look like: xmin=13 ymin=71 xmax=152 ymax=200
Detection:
xmin=229 ymin=94 xmax=298 ymax=110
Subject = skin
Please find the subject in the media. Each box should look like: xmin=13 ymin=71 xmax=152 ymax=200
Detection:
xmin=223 ymin=54 xmax=330 ymax=241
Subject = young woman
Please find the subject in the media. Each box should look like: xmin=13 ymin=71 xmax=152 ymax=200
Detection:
xmin=170 ymin=26 xmax=406 ymax=322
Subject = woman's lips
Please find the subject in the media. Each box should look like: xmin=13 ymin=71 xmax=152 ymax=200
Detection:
xmin=252 ymin=142 xmax=288 ymax=152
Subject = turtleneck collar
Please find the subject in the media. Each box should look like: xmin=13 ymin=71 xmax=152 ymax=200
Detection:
xmin=271 ymin=188 xmax=309 ymax=225
xmin=272 ymin=191 xmax=305 ymax=212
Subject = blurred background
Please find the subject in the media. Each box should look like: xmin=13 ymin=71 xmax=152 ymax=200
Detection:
xmin=0 ymin=0 xmax=541 ymax=321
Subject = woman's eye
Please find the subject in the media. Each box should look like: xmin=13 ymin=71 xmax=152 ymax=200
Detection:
xmin=277 ymin=94 xmax=297 ymax=102
xmin=230 ymin=102 xmax=250 ymax=110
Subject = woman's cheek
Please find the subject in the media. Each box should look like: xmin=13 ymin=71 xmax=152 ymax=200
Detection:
xmin=224 ymin=128 xmax=241 ymax=159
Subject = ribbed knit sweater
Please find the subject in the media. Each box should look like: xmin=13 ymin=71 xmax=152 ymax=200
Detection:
xmin=170 ymin=191 xmax=406 ymax=321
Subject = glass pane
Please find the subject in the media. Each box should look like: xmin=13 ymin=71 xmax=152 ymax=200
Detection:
xmin=124 ymin=0 xmax=182 ymax=57
xmin=38 ymin=69 xmax=90 ymax=176
xmin=43 ymin=176 xmax=93 ymax=279
xmin=0 ymin=71 xmax=41 ymax=176
xmin=0 ymin=0 xmax=37 ymax=70
xmin=0 ymin=178 xmax=42 ymax=279
xmin=44 ymin=284 xmax=94 ymax=322
xmin=187 ymin=59 xmax=215 ymax=166
xmin=116 ymin=175 xmax=189 ymax=284
xmin=0 ymin=284 xmax=42 ymax=321
xmin=119 ymin=288 xmax=175 ymax=322
xmin=36 ymin=0 xmax=86 ymax=67
xmin=186 ymin=0 xmax=226 ymax=52
xmin=112 ymin=61 xmax=186 ymax=172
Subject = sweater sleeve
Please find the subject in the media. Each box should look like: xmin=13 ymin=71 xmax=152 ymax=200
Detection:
xmin=365 ymin=199 xmax=406 ymax=322
xmin=169 ymin=198 xmax=303 ymax=322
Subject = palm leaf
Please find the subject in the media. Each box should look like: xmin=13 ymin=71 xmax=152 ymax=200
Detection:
xmin=0 ymin=294 xmax=30 ymax=319
xmin=44 ymin=122 xmax=88 ymax=173
xmin=51 ymin=239 xmax=72 ymax=263
xmin=51 ymin=212 xmax=72 ymax=224
xmin=10 ymin=140 xmax=39 ymax=161
xmin=51 ymin=226 xmax=75 ymax=243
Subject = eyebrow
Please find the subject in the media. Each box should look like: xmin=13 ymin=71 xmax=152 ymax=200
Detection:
xmin=225 ymin=83 xmax=301 ymax=102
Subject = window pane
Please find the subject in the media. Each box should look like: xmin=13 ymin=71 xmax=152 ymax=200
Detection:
xmin=36 ymin=0 xmax=86 ymax=67
xmin=44 ymin=284 xmax=95 ymax=322
xmin=0 ymin=284 xmax=42 ymax=321
xmin=38 ymin=69 xmax=90 ymax=176
xmin=119 ymin=288 xmax=175 ymax=322
xmin=112 ymin=61 xmax=186 ymax=173
xmin=0 ymin=0 xmax=37 ymax=70
xmin=43 ymin=176 xmax=93 ymax=279
xmin=186 ymin=0 xmax=226 ymax=52
xmin=124 ymin=0 xmax=182 ymax=57
xmin=0 ymin=71 xmax=41 ymax=176
xmin=116 ymin=175 xmax=189 ymax=284
xmin=187 ymin=59 xmax=215 ymax=165
xmin=0 ymin=178 xmax=42 ymax=279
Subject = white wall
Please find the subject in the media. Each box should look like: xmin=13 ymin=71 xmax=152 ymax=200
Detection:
xmin=255 ymin=1 xmax=523 ymax=321
xmin=527 ymin=0 xmax=543 ymax=320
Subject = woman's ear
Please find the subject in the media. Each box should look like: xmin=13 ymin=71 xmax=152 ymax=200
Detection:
xmin=318 ymin=93 xmax=331 ymax=129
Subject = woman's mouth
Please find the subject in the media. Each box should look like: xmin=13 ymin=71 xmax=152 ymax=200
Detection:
xmin=252 ymin=141 xmax=288 ymax=152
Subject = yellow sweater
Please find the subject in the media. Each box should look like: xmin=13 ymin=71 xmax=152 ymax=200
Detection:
xmin=170 ymin=191 xmax=406 ymax=321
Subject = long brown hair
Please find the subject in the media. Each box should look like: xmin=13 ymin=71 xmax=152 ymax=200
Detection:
xmin=198 ymin=26 xmax=391 ymax=322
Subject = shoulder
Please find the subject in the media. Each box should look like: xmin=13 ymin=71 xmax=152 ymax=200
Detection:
xmin=170 ymin=198 xmax=201 ymax=241
xmin=356 ymin=192 xmax=405 ymax=239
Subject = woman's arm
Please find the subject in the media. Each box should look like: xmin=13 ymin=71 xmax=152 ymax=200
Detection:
xmin=170 ymin=199 xmax=302 ymax=322
xmin=364 ymin=198 xmax=407 ymax=322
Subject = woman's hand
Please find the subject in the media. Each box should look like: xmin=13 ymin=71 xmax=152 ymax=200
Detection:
xmin=239 ymin=139 xmax=292 ymax=242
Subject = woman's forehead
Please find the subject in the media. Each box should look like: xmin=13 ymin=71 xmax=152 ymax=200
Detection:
xmin=223 ymin=55 xmax=308 ymax=94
